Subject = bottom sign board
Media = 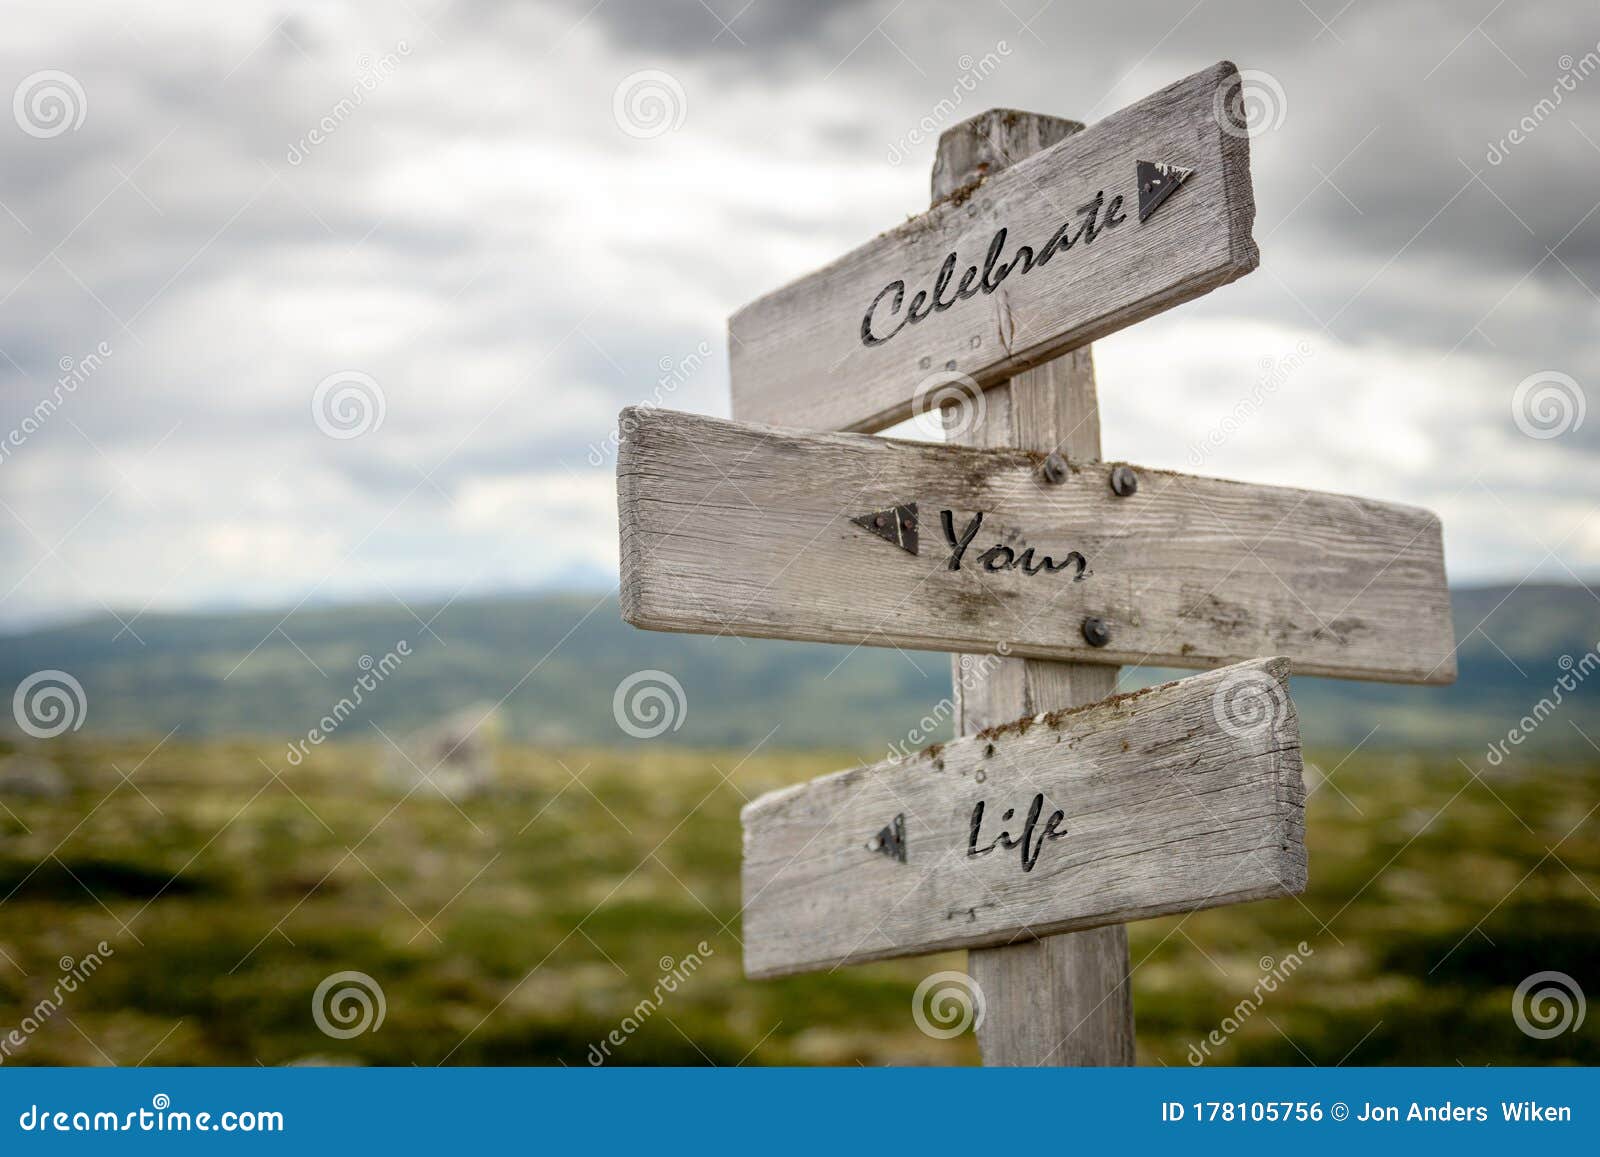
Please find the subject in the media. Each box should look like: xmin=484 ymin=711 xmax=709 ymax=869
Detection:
xmin=741 ymin=658 xmax=1306 ymax=979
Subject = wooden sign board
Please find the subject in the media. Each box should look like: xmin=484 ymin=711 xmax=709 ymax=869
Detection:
xmin=617 ymin=407 xmax=1456 ymax=685
xmin=728 ymin=61 xmax=1258 ymax=434
xmin=741 ymin=657 xmax=1306 ymax=978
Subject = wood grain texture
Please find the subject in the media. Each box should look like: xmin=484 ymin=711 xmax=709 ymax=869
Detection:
xmin=727 ymin=61 xmax=1258 ymax=434
xmin=971 ymin=928 xmax=1133 ymax=1065
xmin=932 ymin=108 xmax=1134 ymax=1067
xmin=616 ymin=406 xmax=1457 ymax=685
xmin=928 ymin=108 xmax=1085 ymax=206
xmin=739 ymin=657 xmax=1307 ymax=979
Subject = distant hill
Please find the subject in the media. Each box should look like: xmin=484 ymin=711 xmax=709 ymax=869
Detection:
xmin=1 ymin=585 xmax=1595 ymax=763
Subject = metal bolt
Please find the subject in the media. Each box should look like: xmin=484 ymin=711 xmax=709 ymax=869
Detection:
xmin=1041 ymin=452 xmax=1069 ymax=484
xmin=1109 ymin=465 xmax=1138 ymax=497
xmin=1081 ymin=616 xmax=1111 ymax=648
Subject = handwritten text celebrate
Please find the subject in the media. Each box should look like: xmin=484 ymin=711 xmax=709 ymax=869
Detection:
xmin=860 ymin=189 xmax=1126 ymax=347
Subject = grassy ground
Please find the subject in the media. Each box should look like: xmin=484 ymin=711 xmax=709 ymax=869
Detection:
xmin=0 ymin=737 xmax=1595 ymax=1066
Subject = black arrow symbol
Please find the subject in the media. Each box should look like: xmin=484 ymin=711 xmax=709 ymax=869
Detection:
xmin=1137 ymin=159 xmax=1195 ymax=223
xmin=852 ymin=502 xmax=918 ymax=555
xmin=866 ymin=813 xmax=907 ymax=863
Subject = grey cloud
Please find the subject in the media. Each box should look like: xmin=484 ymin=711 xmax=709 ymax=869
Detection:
xmin=0 ymin=0 xmax=1594 ymax=630
xmin=519 ymin=0 xmax=870 ymax=61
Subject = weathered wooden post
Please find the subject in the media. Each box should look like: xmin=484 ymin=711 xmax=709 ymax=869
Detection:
xmin=616 ymin=60 xmax=1454 ymax=1068
xmin=931 ymin=108 xmax=1134 ymax=1066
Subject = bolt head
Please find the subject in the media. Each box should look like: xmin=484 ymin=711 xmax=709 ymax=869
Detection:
xmin=1042 ymin=452 xmax=1069 ymax=484
xmin=1081 ymin=616 xmax=1111 ymax=648
xmin=1109 ymin=465 xmax=1138 ymax=497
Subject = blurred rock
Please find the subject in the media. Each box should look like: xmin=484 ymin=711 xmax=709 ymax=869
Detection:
xmin=0 ymin=753 xmax=68 ymax=799
xmin=382 ymin=703 xmax=499 ymax=800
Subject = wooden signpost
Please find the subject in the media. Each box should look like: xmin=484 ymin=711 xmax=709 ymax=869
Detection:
xmin=614 ymin=59 xmax=1454 ymax=1065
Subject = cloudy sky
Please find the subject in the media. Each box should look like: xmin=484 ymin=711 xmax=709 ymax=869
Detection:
xmin=0 ymin=0 xmax=1595 ymax=631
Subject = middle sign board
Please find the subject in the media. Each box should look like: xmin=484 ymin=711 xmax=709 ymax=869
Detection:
xmin=618 ymin=406 xmax=1456 ymax=684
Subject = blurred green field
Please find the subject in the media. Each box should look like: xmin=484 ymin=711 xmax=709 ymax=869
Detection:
xmin=0 ymin=736 xmax=1595 ymax=1066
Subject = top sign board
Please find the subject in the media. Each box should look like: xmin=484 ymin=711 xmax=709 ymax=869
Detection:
xmin=728 ymin=61 xmax=1258 ymax=434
